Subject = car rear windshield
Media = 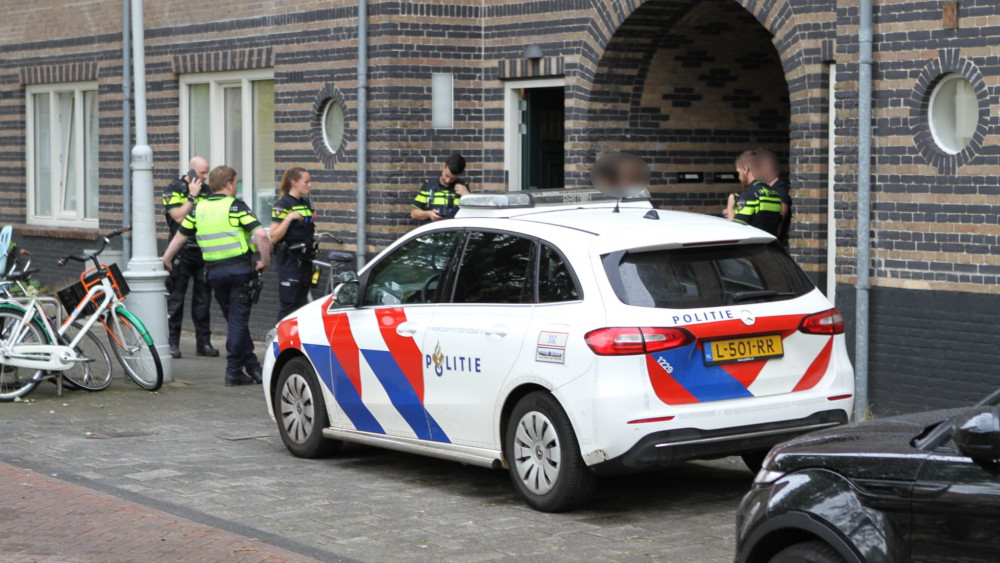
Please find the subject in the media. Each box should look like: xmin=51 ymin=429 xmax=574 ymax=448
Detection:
xmin=603 ymin=242 xmax=814 ymax=309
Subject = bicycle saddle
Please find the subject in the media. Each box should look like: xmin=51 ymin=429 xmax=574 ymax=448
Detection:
xmin=328 ymin=251 xmax=355 ymax=263
xmin=6 ymin=267 xmax=39 ymax=280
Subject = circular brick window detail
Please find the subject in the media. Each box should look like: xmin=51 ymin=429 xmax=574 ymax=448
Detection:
xmin=910 ymin=51 xmax=988 ymax=174
xmin=311 ymin=85 xmax=349 ymax=168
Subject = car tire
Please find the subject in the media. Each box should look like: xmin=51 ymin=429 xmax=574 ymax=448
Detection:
xmin=505 ymin=391 xmax=595 ymax=512
xmin=769 ymin=540 xmax=846 ymax=563
xmin=741 ymin=449 xmax=769 ymax=474
xmin=274 ymin=356 xmax=341 ymax=458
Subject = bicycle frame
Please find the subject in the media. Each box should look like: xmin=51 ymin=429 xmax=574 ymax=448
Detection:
xmin=0 ymin=270 xmax=115 ymax=371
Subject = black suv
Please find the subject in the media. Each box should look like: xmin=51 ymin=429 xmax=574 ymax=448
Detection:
xmin=736 ymin=389 xmax=1000 ymax=563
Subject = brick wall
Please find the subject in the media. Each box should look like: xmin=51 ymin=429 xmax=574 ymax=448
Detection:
xmin=0 ymin=0 xmax=998 ymax=413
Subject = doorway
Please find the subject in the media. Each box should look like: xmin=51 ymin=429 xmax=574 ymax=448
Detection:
xmin=521 ymin=87 xmax=564 ymax=190
xmin=504 ymin=78 xmax=566 ymax=191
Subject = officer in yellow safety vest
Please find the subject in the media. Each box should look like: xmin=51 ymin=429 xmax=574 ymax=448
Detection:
xmin=161 ymin=165 xmax=272 ymax=387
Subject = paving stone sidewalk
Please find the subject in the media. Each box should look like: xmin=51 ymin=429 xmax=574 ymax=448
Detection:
xmin=0 ymin=333 xmax=751 ymax=562
xmin=0 ymin=461 xmax=322 ymax=562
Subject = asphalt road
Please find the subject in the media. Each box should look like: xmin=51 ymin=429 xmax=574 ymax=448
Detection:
xmin=0 ymin=336 xmax=752 ymax=562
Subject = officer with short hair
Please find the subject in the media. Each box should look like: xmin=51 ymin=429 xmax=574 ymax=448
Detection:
xmin=410 ymin=153 xmax=470 ymax=222
xmin=731 ymin=153 xmax=784 ymax=237
xmin=162 ymin=156 xmax=218 ymax=359
xmin=161 ymin=165 xmax=272 ymax=387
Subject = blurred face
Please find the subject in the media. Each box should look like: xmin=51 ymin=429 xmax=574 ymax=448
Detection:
xmin=439 ymin=164 xmax=459 ymax=188
xmin=292 ymin=172 xmax=312 ymax=195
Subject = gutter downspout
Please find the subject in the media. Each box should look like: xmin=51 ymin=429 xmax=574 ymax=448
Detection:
xmin=122 ymin=0 xmax=132 ymax=263
xmin=356 ymin=0 xmax=368 ymax=269
xmin=854 ymin=0 xmax=874 ymax=420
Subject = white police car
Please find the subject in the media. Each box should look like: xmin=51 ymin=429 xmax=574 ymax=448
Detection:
xmin=262 ymin=188 xmax=854 ymax=512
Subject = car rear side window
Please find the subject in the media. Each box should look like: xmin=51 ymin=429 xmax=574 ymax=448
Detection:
xmin=604 ymin=242 xmax=814 ymax=309
xmin=538 ymin=244 xmax=579 ymax=303
xmin=453 ymin=231 xmax=534 ymax=304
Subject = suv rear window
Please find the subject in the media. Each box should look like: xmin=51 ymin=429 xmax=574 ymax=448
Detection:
xmin=603 ymin=242 xmax=814 ymax=309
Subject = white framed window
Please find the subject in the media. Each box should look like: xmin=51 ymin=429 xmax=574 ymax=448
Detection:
xmin=322 ymin=98 xmax=345 ymax=154
xmin=431 ymin=73 xmax=454 ymax=129
xmin=929 ymin=73 xmax=978 ymax=155
xmin=26 ymin=82 xmax=100 ymax=227
xmin=179 ymin=70 xmax=275 ymax=224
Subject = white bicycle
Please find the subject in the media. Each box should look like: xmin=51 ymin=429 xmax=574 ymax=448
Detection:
xmin=0 ymin=227 xmax=163 ymax=401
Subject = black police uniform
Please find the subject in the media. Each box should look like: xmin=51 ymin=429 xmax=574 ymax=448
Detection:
xmin=162 ymin=177 xmax=213 ymax=353
xmin=771 ymin=178 xmax=793 ymax=246
xmin=733 ymin=180 xmax=784 ymax=237
xmin=411 ymin=177 xmax=468 ymax=219
xmin=271 ymin=194 xmax=316 ymax=321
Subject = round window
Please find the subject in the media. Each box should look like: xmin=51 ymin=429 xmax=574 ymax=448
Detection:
xmin=928 ymin=74 xmax=979 ymax=155
xmin=322 ymin=99 xmax=345 ymax=154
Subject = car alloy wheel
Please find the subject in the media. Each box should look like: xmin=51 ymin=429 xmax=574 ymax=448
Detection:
xmin=280 ymin=372 xmax=316 ymax=445
xmin=512 ymin=409 xmax=562 ymax=495
xmin=274 ymin=357 xmax=341 ymax=458
xmin=505 ymin=391 xmax=595 ymax=512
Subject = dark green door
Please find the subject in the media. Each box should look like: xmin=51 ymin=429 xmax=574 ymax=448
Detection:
xmin=521 ymin=87 xmax=564 ymax=190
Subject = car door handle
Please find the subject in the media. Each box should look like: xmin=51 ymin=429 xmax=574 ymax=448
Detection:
xmin=484 ymin=326 xmax=508 ymax=338
xmin=396 ymin=322 xmax=419 ymax=337
xmin=912 ymin=482 xmax=950 ymax=498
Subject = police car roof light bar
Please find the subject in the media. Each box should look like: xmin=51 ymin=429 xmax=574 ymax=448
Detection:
xmin=459 ymin=188 xmax=651 ymax=210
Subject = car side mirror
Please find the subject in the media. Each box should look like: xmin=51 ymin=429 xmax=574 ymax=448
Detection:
xmin=332 ymin=280 xmax=359 ymax=306
xmin=337 ymin=270 xmax=359 ymax=284
xmin=953 ymin=406 xmax=1000 ymax=464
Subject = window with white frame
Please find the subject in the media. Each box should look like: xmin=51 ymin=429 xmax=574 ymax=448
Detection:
xmin=26 ymin=82 xmax=100 ymax=227
xmin=928 ymin=73 xmax=978 ymax=155
xmin=180 ymin=70 xmax=275 ymax=224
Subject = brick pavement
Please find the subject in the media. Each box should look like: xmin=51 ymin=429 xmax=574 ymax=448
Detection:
xmin=0 ymin=461 xmax=321 ymax=563
xmin=0 ymin=333 xmax=751 ymax=562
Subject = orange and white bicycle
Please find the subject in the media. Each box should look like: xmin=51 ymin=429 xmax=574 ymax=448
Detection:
xmin=0 ymin=227 xmax=162 ymax=401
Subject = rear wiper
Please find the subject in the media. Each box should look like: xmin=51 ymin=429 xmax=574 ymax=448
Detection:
xmin=729 ymin=290 xmax=785 ymax=303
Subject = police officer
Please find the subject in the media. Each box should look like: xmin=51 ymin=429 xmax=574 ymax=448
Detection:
xmin=161 ymin=166 xmax=272 ymax=387
xmin=730 ymin=152 xmax=784 ymax=236
xmin=270 ymin=167 xmax=316 ymax=321
xmin=410 ymin=153 xmax=470 ymax=222
xmin=162 ymin=156 xmax=218 ymax=359
xmin=754 ymin=148 xmax=794 ymax=246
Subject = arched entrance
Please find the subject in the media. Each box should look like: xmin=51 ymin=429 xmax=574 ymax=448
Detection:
xmin=582 ymin=0 xmax=790 ymax=217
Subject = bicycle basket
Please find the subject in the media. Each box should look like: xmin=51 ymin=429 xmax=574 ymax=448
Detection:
xmin=57 ymin=263 xmax=131 ymax=316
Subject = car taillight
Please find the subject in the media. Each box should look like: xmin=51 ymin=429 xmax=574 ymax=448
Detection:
xmin=585 ymin=327 xmax=693 ymax=356
xmin=799 ymin=308 xmax=845 ymax=335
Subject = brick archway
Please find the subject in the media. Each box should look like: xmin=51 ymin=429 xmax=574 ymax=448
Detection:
xmin=563 ymin=0 xmax=831 ymax=277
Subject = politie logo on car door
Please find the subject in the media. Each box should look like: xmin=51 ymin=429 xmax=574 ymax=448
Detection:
xmin=426 ymin=341 xmax=482 ymax=377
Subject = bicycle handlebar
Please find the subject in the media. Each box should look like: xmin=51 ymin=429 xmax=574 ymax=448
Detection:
xmin=317 ymin=232 xmax=344 ymax=244
xmin=57 ymin=226 xmax=131 ymax=267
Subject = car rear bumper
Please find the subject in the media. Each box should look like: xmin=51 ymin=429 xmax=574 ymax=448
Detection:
xmin=587 ymin=409 xmax=848 ymax=475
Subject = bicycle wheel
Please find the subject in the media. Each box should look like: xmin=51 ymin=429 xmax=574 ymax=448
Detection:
xmin=0 ymin=306 xmax=47 ymax=402
xmin=59 ymin=321 xmax=113 ymax=392
xmin=105 ymin=307 xmax=163 ymax=391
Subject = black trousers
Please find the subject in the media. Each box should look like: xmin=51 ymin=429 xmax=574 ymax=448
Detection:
xmin=207 ymin=265 xmax=260 ymax=379
xmin=166 ymin=254 xmax=212 ymax=348
xmin=276 ymin=255 xmax=312 ymax=321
